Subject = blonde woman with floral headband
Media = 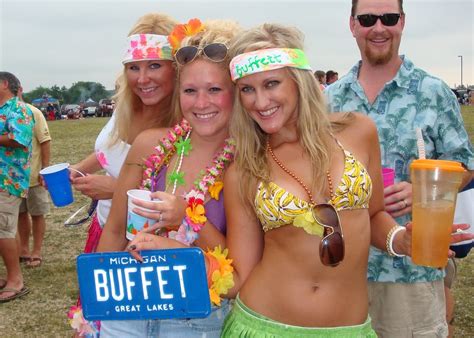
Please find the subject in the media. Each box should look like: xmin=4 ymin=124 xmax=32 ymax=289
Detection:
xmin=96 ymin=18 xmax=240 ymax=337
xmin=67 ymin=13 xmax=177 ymax=337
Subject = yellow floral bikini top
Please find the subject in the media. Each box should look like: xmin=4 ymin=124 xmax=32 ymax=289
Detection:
xmin=254 ymin=143 xmax=372 ymax=234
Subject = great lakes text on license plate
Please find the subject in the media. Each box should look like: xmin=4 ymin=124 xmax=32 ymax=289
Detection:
xmin=77 ymin=248 xmax=211 ymax=320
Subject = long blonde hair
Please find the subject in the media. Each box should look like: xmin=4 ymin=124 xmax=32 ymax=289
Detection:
xmin=110 ymin=13 xmax=178 ymax=146
xmin=229 ymin=23 xmax=334 ymax=206
xmin=170 ymin=19 xmax=241 ymax=123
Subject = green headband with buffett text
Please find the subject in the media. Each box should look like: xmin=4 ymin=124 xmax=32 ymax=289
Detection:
xmin=229 ymin=48 xmax=312 ymax=81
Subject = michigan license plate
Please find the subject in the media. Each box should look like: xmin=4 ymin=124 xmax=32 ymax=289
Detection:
xmin=77 ymin=248 xmax=211 ymax=321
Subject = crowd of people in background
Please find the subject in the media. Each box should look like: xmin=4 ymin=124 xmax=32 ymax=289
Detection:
xmin=453 ymin=88 xmax=473 ymax=106
xmin=314 ymin=69 xmax=339 ymax=90
xmin=1 ymin=0 xmax=474 ymax=337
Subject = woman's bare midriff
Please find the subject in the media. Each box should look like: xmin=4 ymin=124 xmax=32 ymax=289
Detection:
xmin=239 ymin=210 xmax=371 ymax=327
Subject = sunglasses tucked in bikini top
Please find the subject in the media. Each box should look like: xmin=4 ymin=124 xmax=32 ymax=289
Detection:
xmin=255 ymin=139 xmax=373 ymax=266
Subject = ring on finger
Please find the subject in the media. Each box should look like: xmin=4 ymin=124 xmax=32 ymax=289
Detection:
xmin=401 ymin=199 xmax=408 ymax=209
xmin=159 ymin=213 xmax=163 ymax=223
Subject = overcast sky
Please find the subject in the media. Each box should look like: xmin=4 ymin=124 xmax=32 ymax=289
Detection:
xmin=1 ymin=0 xmax=472 ymax=92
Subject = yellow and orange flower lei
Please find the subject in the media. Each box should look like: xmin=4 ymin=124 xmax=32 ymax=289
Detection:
xmin=205 ymin=246 xmax=234 ymax=306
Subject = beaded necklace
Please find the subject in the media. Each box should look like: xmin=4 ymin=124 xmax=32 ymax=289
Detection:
xmin=166 ymin=130 xmax=192 ymax=194
xmin=266 ymin=139 xmax=334 ymax=204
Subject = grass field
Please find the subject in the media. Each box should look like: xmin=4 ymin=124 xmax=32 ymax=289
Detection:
xmin=0 ymin=108 xmax=473 ymax=337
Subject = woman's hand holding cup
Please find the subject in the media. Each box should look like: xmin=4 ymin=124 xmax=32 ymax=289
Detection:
xmin=129 ymin=190 xmax=187 ymax=235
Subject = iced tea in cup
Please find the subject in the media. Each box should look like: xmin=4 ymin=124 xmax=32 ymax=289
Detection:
xmin=410 ymin=159 xmax=465 ymax=267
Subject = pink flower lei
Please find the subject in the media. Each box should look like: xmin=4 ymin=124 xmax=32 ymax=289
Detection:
xmin=141 ymin=119 xmax=192 ymax=191
xmin=140 ymin=119 xmax=235 ymax=246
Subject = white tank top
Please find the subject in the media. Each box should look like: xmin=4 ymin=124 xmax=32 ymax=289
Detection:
xmin=94 ymin=114 xmax=130 ymax=227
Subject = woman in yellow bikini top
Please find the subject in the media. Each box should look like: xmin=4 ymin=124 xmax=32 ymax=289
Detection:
xmin=255 ymin=139 xmax=373 ymax=234
xmin=218 ymin=23 xmax=409 ymax=338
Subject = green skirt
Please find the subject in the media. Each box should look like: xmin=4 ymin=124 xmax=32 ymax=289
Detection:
xmin=221 ymin=296 xmax=377 ymax=338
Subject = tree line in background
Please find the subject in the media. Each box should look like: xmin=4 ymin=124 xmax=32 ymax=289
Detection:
xmin=22 ymin=81 xmax=113 ymax=105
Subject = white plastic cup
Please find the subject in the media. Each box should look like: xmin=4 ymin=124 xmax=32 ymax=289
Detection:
xmin=126 ymin=189 xmax=162 ymax=240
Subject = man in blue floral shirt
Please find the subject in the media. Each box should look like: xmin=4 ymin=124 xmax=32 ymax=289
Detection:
xmin=325 ymin=0 xmax=474 ymax=337
xmin=0 ymin=72 xmax=34 ymax=302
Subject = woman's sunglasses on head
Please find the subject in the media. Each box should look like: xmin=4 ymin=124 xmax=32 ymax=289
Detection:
xmin=175 ymin=43 xmax=228 ymax=66
xmin=355 ymin=13 xmax=401 ymax=27
xmin=313 ymin=203 xmax=345 ymax=267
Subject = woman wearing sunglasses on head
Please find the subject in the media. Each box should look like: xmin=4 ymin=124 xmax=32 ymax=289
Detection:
xmin=218 ymin=23 xmax=392 ymax=337
xmin=67 ymin=13 xmax=178 ymax=337
xmin=97 ymin=19 xmax=240 ymax=337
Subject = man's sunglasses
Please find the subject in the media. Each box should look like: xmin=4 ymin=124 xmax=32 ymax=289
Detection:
xmin=175 ymin=43 xmax=228 ymax=66
xmin=313 ymin=203 xmax=345 ymax=267
xmin=355 ymin=13 xmax=401 ymax=28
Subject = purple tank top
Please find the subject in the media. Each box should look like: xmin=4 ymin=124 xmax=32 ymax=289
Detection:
xmin=154 ymin=165 xmax=226 ymax=234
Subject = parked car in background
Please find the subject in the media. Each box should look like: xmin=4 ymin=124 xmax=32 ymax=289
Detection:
xmin=82 ymin=106 xmax=97 ymax=117
xmin=63 ymin=104 xmax=82 ymax=119
xmin=96 ymin=99 xmax=115 ymax=117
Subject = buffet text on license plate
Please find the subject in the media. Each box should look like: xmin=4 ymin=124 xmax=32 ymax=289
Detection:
xmin=77 ymin=248 xmax=211 ymax=320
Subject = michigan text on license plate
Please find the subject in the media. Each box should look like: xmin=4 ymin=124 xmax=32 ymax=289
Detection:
xmin=77 ymin=248 xmax=211 ymax=321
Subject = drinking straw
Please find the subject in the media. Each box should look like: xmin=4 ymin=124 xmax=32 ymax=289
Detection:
xmin=416 ymin=128 xmax=428 ymax=204
xmin=416 ymin=128 xmax=426 ymax=160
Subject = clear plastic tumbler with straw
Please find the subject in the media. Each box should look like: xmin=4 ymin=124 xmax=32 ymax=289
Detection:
xmin=410 ymin=159 xmax=465 ymax=267
xmin=410 ymin=128 xmax=466 ymax=267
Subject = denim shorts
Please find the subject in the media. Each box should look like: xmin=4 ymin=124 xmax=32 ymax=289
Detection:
xmin=100 ymin=299 xmax=231 ymax=338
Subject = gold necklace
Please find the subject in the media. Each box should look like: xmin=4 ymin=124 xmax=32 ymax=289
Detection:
xmin=266 ymin=139 xmax=333 ymax=205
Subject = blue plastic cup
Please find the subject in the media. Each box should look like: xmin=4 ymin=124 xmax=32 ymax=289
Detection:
xmin=40 ymin=163 xmax=74 ymax=207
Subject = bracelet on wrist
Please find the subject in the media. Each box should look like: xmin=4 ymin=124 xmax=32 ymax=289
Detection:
xmin=386 ymin=225 xmax=406 ymax=257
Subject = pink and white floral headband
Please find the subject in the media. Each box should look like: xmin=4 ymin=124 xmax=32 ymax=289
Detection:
xmin=229 ymin=48 xmax=312 ymax=81
xmin=122 ymin=34 xmax=173 ymax=64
